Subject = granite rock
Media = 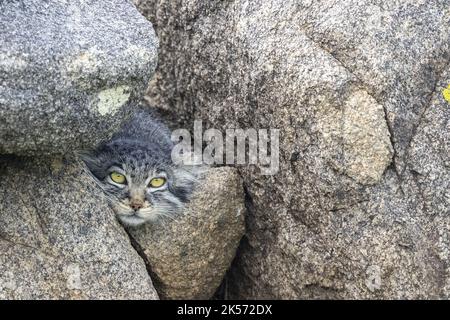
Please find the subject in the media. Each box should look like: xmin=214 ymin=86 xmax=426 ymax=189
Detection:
xmin=0 ymin=156 xmax=159 ymax=299
xmin=0 ymin=0 xmax=158 ymax=156
xmin=135 ymin=0 xmax=450 ymax=298
xmin=128 ymin=167 xmax=245 ymax=299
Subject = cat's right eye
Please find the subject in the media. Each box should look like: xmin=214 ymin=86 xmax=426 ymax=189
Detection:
xmin=110 ymin=172 xmax=126 ymax=184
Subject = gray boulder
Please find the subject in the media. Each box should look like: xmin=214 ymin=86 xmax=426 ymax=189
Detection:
xmin=0 ymin=0 xmax=158 ymax=156
xmin=0 ymin=156 xmax=159 ymax=299
xmin=135 ymin=0 xmax=450 ymax=298
xmin=128 ymin=167 xmax=245 ymax=299
xmin=0 ymin=0 xmax=165 ymax=300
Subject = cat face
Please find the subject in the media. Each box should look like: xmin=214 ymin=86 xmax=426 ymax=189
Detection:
xmin=81 ymin=138 xmax=198 ymax=227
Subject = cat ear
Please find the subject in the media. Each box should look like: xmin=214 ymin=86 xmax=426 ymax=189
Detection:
xmin=77 ymin=149 xmax=105 ymax=179
xmin=169 ymin=163 xmax=208 ymax=203
xmin=173 ymin=148 xmax=208 ymax=181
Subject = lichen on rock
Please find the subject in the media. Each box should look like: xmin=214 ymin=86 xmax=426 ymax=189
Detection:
xmin=96 ymin=86 xmax=131 ymax=116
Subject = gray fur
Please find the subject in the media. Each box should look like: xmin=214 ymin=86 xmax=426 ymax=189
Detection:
xmin=80 ymin=108 xmax=204 ymax=227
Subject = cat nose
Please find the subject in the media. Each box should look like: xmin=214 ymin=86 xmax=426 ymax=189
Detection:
xmin=130 ymin=199 xmax=144 ymax=211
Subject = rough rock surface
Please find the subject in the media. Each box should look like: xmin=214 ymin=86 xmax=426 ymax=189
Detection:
xmin=135 ymin=0 xmax=450 ymax=298
xmin=0 ymin=156 xmax=159 ymax=299
xmin=0 ymin=0 xmax=158 ymax=156
xmin=128 ymin=167 xmax=245 ymax=300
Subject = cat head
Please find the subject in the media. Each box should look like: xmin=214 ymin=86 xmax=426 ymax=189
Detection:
xmin=80 ymin=137 xmax=203 ymax=227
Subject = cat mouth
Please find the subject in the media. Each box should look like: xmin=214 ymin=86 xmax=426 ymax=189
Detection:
xmin=117 ymin=211 xmax=147 ymax=226
xmin=112 ymin=203 xmax=148 ymax=225
xmin=116 ymin=207 xmax=159 ymax=226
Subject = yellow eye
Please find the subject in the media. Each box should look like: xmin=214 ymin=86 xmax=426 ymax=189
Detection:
xmin=110 ymin=172 xmax=126 ymax=184
xmin=149 ymin=177 xmax=166 ymax=188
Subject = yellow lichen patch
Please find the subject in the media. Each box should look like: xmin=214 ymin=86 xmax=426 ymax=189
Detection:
xmin=442 ymin=85 xmax=450 ymax=103
xmin=96 ymin=86 xmax=130 ymax=116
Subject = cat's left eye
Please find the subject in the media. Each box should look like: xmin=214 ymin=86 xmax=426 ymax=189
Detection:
xmin=149 ymin=177 xmax=166 ymax=188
